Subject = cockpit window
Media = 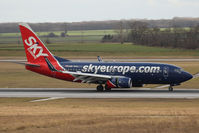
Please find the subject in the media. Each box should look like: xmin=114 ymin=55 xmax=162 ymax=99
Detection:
xmin=174 ymin=68 xmax=182 ymax=74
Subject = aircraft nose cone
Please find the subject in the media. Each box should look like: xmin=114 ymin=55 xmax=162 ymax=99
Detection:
xmin=182 ymin=71 xmax=193 ymax=82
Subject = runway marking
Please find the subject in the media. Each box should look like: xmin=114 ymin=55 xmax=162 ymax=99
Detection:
xmin=154 ymin=85 xmax=170 ymax=89
xmin=193 ymin=73 xmax=199 ymax=78
xmin=30 ymin=97 xmax=65 ymax=102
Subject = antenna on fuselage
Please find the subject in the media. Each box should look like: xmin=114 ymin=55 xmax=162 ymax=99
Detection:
xmin=97 ymin=56 xmax=103 ymax=62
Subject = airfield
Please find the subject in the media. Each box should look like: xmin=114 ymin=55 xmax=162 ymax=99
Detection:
xmin=1 ymin=59 xmax=199 ymax=132
xmin=1 ymin=34 xmax=199 ymax=132
xmin=0 ymin=58 xmax=199 ymax=132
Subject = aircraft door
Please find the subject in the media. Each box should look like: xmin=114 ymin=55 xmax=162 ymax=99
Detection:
xmin=163 ymin=67 xmax=169 ymax=78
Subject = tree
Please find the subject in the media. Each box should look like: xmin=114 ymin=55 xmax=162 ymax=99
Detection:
xmin=64 ymin=23 xmax=68 ymax=34
xmin=45 ymin=38 xmax=51 ymax=44
xmin=129 ymin=21 xmax=148 ymax=44
xmin=47 ymin=32 xmax=57 ymax=37
xmin=60 ymin=32 xmax=66 ymax=37
xmin=114 ymin=20 xmax=125 ymax=44
xmin=101 ymin=34 xmax=113 ymax=42
xmin=118 ymin=21 xmax=124 ymax=44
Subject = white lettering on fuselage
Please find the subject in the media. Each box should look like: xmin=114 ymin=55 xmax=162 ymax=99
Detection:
xmin=25 ymin=36 xmax=48 ymax=59
xmin=82 ymin=64 xmax=160 ymax=74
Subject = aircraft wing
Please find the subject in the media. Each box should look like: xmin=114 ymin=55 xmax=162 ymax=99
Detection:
xmin=61 ymin=71 xmax=111 ymax=83
xmin=43 ymin=57 xmax=111 ymax=83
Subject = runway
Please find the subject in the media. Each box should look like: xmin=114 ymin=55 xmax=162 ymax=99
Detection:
xmin=1 ymin=88 xmax=199 ymax=99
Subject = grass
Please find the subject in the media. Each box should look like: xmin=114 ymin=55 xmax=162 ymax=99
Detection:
xmin=0 ymin=29 xmax=116 ymax=37
xmin=1 ymin=43 xmax=199 ymax=58
xmin=0 ymin=27 xmax=192 ymax=44
xmin=0 ymin=61 xmax=198 ymax=88
xmin=0 ymin=29 xmax=116 ymax=44
xmin=0 ymin=27 xmax=191 ymax=37
xmin=43 ymin=36 xmax=103 ymax=42
xmin=0 ymin=62 xmax=96 ymax=88
xmin=0 ymin=35 xmax=103 ymax=44
xmin=0 ymin=98 xmax=199 ymax=133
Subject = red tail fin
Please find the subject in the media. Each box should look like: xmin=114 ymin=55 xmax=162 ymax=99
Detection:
xmin=19 ymin=23 xmax=64 ymax=71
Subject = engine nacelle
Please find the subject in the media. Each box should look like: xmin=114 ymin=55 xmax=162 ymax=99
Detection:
xmin=106 ymin=77 xmax=132 ymax=88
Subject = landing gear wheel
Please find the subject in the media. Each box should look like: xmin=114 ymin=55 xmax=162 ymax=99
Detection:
xmin=97 ymin=85 xmax=104 ymax=92
xmin=105 ymin=84 xmax=111 ymax=91
xmin=169 ymin=86 xmax=173 ymax=91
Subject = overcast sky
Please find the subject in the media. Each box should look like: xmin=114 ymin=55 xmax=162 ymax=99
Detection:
xmin=0 ymin=0 xmax=199 ymax=23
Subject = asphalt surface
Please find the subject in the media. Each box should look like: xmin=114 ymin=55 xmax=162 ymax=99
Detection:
xmin=0 ymin=88 xmax=199 ymax=99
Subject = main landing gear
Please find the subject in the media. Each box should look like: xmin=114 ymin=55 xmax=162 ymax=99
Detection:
xmin=96 ymin=84 xmax=112 ymax=92
xmin=105 ymin=84 xmax=112 ymax=91
xmin=96 ymin=85 xmax=104 ymax=92
xmin=169 ymin=85 xmax=173 ymax=91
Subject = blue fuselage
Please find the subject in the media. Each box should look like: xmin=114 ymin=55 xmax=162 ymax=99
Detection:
xmin=60 ymin=61 xmax=193 ymax=85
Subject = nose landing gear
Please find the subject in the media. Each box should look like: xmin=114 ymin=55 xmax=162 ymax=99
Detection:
xmin=169 ymin=85 xmax=173 ymax=91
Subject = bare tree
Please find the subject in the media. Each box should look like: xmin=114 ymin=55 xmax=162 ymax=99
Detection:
xmin=129 ymin=21 xmax=148 ymax=44
xmin=114 ymin=20 xmax=125 ymax=44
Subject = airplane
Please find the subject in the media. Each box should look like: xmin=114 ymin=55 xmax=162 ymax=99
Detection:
xmin=19 ymin=23 xmax=193 ymax=92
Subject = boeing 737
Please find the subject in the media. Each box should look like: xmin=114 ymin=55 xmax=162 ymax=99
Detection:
xmin=19 ymin=23 xmax=193 ymax=92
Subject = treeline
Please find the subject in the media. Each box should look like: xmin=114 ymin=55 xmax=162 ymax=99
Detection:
xmin=106 ymin=21 xmax=199 ymax=49
xmin=0 ymin=17 xmax=199 ymax=33
xmin=130 ymin=22 xmax=199 ymax=49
